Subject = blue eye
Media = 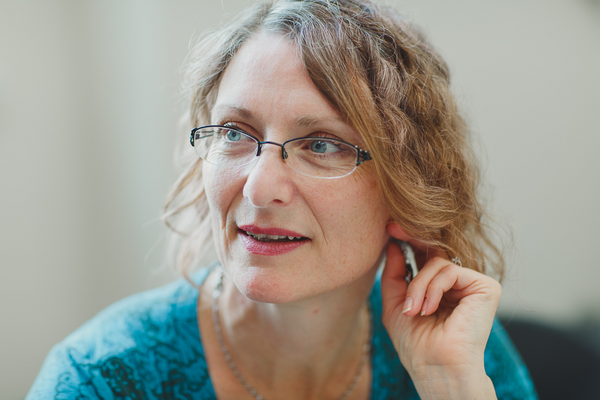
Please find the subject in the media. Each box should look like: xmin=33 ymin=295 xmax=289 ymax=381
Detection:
xmin=225 ymin=130 xmax=242 ymax=141
xmin=310 ymin=140 xmax=338 ymax=154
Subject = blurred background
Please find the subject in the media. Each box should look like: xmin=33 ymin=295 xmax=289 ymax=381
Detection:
xmin=1 ymin=0 xmax=599 ymax=398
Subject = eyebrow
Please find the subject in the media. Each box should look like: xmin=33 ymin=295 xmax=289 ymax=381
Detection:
xmin=211 ymin=105 xmax=345 ymax=128
xmin=295 ymin=115 xmax=324 ymax=128
xmin=212 ymin=105 xmax=253 ymax=120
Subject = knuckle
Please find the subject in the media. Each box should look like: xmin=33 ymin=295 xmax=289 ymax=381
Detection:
xmin=440 ymin=264 xmax=456 ymax=275
xmin=426 ymin=281 xmax=444 ymax=295
xmin=492 ymin=279 xmax=502 ymax=294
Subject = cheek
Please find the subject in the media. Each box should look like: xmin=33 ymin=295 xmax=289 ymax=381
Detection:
xmin=309 ymin=174 xmax=390 ymax=266
xmin=203 ymin=165 xmax=247 ymax=263
xmin=204 ymin=165 xmax=241 ymax=217
xmin=203 ymin=165 xmax=246 ymax=246
xmin=322 ymin=173 xmax=389 ymax=231
xmin=337 ymin=195 xmax=389 ymax=250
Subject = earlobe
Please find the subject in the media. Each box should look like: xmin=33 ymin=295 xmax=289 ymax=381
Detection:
xmin=386 ymin=222 xmax=412 ymax=241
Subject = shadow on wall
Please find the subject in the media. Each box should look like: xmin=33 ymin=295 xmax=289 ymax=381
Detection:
xmin=500 ymin=317 xmax=600 ymax=399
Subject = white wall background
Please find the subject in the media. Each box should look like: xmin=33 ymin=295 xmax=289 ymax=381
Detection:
xmin=1 ymin=0 xmax=599 ymax=398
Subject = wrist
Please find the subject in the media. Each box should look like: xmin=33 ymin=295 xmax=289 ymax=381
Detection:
xmin=410 ymin=366 xmax=497 ymax=400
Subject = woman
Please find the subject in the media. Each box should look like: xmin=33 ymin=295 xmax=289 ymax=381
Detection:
xmin=28 ymin=0 xmax=536 ymax=399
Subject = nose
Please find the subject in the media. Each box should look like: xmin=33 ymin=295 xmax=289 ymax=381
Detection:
xmin=242 ymin=143 xmax=294 ymax=208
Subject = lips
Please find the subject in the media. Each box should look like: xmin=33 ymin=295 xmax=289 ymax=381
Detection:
xmin=238 ymin=225 xmax=309 ymax=256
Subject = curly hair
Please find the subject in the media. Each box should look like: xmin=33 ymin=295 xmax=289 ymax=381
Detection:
xmin=163 ymin=0 xmax=504 ymax=279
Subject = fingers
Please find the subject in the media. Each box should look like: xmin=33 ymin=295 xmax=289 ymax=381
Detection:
xmin=401 ymin=257 xmax=462 ymax=317
xmin=419 ymin=265 xmax=459 ymax=316
xmin=383 ymin=237 xmax=501 ymax=323
xmin=401 ymin=256 xmax=502 ymax=318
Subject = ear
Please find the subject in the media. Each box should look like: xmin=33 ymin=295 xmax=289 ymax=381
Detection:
xmin=386 ymin=222 xmax=412 ymax=241
xmin=386 ymin=222 xmax=431 ymax=270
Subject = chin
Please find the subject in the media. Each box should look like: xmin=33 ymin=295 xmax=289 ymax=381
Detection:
xmin=230 ymin=266 xmax=311 ymax=304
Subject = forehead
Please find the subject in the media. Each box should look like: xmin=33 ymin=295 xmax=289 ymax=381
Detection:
xmin=211 ymin=31 xmax=357 ymax=139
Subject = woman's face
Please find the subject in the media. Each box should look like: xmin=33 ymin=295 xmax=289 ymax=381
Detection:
xmin=204 ymin=32 xmax=391 ymax=303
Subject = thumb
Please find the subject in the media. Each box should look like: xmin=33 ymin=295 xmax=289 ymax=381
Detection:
xmin=381 ymin=240 xmax=409 ymax=317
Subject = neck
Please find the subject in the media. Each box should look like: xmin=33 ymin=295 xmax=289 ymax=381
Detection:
xmin=214 ymin=264 xmax=377 ymax=396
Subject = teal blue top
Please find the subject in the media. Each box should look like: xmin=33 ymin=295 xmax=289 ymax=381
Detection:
xmin=27 ymin=269 xmax=537 ymax=399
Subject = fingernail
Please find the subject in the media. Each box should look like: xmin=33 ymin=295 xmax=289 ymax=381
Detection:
xmin=421 ymin=299 xmax=428 ymax=316
xmin=402 ymin=297 xmax=413 ymax=313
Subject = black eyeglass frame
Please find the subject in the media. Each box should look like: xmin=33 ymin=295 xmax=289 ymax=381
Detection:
xmin=190 ymin=125 xmax=372 ymax=169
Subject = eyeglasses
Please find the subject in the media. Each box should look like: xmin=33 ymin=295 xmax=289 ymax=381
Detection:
xmin=190 ymin=125 xmax=372 ymax=179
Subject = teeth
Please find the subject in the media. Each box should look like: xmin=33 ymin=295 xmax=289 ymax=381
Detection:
xmin=245 ymin=231 xmax=303 ymax=241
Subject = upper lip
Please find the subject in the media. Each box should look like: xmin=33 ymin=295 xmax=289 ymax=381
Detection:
xmin=238 ymin=224 xmax=306 ymax=238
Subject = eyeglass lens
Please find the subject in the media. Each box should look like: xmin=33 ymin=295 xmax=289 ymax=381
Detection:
xmin=193 ymin=126 xmax=359 ymax=178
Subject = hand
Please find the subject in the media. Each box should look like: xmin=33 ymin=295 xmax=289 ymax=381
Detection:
xmin=381 ymin=223 xmax=501 ymax=399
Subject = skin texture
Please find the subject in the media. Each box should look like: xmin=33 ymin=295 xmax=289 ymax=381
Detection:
xmin=199 ymin=31 xmax=501 ymax=400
